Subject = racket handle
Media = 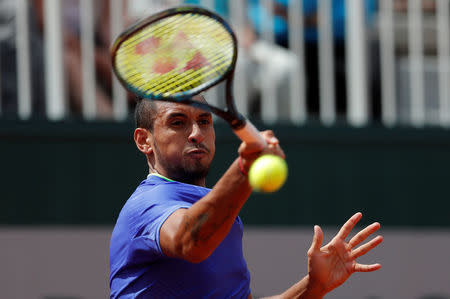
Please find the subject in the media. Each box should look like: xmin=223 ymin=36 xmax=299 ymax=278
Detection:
xmin=233 ymin=121 xmax=267 ymax=147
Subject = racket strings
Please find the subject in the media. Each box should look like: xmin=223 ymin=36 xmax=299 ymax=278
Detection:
xmin=120 ymin=14 xmax=198 ymax=52
xmin=117 ymin=49 xmax=228 ymax=90
xmin=136 ymin=42 xmax=232 ymax=93
xmin=118 ymin=31 xmax=230 ymax=81
xmin=114 ymin=12 xmax=234 ymax=97
xmin=118 ymin=20 xmax=230 ymax=75
xmin=117 ymin=49 xmax=229 ymax=95
xmin=118 ymin=14 xmax=220 ymax=68
xmin=155 ymin=51 xmax=232 ymax=95
xmin=144 ymin=56 xmax=229 ymax=95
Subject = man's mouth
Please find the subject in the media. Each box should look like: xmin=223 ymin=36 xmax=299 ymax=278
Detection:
xmin=186 ymin=146 xmax=209 ymax=158
xmin=187 ymin=148 xmax=208 ymax=154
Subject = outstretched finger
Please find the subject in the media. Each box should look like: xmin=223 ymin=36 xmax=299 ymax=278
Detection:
xmin=348 ymin=222 xmax=381 ymax=249
xmin=260 ymin=130 xmax=279 ymax=145
xmin=336 ymin=212 xmax=362 ymax=241
xmin=354 ymin=263 xmax=382 ymax=272
xmin=351 ymin=235 xmax=384 ymax=259
xmin=309 ymin=225 xmax=324 ymax=252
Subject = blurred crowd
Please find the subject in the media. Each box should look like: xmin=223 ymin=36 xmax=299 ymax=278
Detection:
xmin=0 ymin=0 xmax=129 ymax=119
xmin=0 ymin=0 xmax=444 ymax=121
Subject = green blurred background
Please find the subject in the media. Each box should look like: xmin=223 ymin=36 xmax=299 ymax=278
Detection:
xmin=2 ymin=119 xmax=449 ymax=228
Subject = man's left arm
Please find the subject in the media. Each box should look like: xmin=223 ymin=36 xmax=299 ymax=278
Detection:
xmin=256 ymin=212 xmax=383 ymax=299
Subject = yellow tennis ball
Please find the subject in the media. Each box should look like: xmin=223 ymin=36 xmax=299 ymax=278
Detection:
xmin=248 ymin=155 xmax=288 ymax=193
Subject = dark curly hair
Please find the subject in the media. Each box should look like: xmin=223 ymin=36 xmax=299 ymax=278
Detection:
xmin=134 ymin=98 xmax=158 ymax=132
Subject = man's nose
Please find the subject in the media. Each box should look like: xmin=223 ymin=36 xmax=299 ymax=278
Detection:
xmin=188 ymin=123 xmax=205 ymax=144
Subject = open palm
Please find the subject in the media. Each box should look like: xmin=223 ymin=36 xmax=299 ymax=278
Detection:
xmin=307 ymin=212 xmax=383 ymax=294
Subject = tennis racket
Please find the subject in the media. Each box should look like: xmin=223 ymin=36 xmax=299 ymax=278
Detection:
xmin=111 ymin=6 xmax=286 ymax=188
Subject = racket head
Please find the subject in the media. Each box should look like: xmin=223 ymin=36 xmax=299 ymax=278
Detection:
xmin=111 ymin=6 xmax=238 ymax=103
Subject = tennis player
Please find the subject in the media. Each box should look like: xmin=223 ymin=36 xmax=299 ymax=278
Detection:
xmin=109 ymin=95 xmax=383 ymax=298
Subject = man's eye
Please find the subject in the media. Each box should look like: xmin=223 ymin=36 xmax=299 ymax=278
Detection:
xmin=171 ymin=120 xmax=184 ymax=126
xmin=199 ymin=119 xmax=211 ymax=125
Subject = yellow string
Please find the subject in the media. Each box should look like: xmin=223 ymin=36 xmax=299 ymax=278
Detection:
xmin=115 ymin=13 xmax=234 ymax=97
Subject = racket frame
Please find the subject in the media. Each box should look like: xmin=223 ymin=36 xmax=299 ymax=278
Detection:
xmin=112 ymin=6 xmax=266 ymax=146
xmin=111 ymin=6 xmax=247 ymax=129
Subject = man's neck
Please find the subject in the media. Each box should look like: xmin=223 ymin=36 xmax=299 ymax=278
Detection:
xmin=148 ymin=171 xmax=206 ymax=187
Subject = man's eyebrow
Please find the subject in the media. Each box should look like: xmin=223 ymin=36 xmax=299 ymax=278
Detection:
xmin=167 ymin=112 xmax=187 ymax=119
xmin=199 ymin=112 xmax=212 ymax=118
xmin=165 ymin=111 xmax=212 ymax=119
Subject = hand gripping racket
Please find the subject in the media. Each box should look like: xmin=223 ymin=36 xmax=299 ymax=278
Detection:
xmin=111 ymin=6 xmax=287 ymax=190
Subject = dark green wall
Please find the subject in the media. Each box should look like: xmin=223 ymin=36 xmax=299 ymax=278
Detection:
xmin=1 ymin=120 xmax=450 ymax=227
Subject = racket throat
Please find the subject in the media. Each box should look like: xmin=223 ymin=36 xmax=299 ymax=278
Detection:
xmin=229 ymin=115 xmax=246 ymax=130
xmin=225 ymin=76 xmax=245 ymax=130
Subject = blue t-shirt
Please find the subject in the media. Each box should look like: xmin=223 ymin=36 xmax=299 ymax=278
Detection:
xmin=110 ymin=174 xmax=251 ymax=298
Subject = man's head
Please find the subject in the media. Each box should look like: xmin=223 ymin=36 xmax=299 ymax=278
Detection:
xmin=134 ymin=96 xmax=215 ymax=186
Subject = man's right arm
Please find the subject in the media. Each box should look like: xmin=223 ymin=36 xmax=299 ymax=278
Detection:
xmin=159 ymin=131 xmax=284 ymax=263
xmin=159 ymin=157 xmax=253 ymax=263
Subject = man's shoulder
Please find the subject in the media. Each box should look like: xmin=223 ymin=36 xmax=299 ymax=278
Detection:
xmin=133 ymin=175 xmax=190 ymax=195
xmin=126 ymin=175 xmax=210 ymax=207
xmin=135 ymin=175 xmax=176 ymax=193
xmin=113 ymin=175 xmax=207 ymax=236
xmin=113 ymin=176 xmax=188 ymax=236
xmin=127 ymin=176 xmax=177 ymax=205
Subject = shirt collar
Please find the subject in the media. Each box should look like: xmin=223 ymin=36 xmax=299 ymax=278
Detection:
xmin=147 ymin=173 xmax=175 ymax=182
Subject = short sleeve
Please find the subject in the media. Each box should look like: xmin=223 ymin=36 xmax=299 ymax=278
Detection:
xmin=124 ymin=185 xmax=192 ymax=265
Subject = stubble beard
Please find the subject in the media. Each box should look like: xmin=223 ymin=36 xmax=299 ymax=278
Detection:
xmin=153 ymin=141 xmax=211 ymax=185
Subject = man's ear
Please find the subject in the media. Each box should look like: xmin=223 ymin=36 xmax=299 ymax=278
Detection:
xmin=134 ymin=128 xmax=153 ymax=155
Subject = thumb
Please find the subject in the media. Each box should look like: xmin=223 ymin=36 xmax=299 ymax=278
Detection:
xmin=309 ymin=225 xmax=324 ymax=252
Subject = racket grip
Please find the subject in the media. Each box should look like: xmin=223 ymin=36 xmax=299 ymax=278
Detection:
xmin=233 ymin=121 xmax=267 ymax=147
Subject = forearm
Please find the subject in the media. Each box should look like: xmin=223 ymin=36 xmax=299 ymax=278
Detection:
xmin=260 ymin=275 xmax=324 ymax=299
xmin=165 ymin=158 xmax=252 ymax=261
xmin=161 ymin=130 xmax=284 ymax=262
